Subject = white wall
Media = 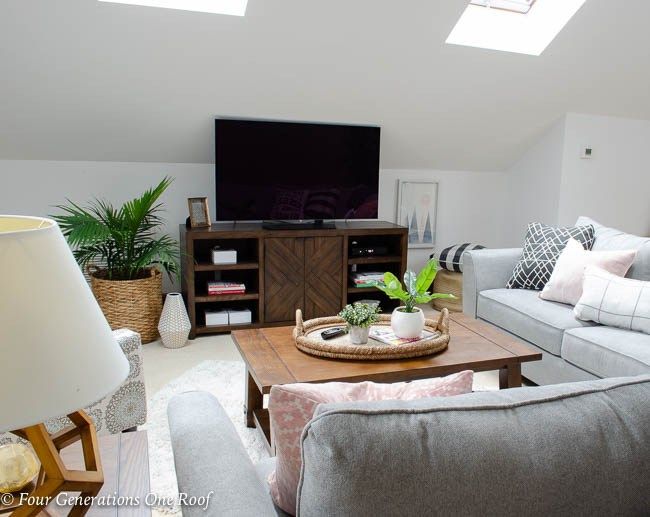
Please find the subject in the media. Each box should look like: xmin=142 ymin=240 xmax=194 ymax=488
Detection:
xmin=1 ymin=160 xmax=214 ymax=234
xmin=506 ymin=113 xmax=650 ymax=241
xmin=4 ymin=111 xmax=647 ymax=288
xmin=1 ymin=160 xmax=213 ymax=290
xmin=380 ymin=169 xmax=511 ymax=270
xmin=1 ymin=160 xmax=510 ymax=283
xmin=558 ymin=113 xmax=650 ymax=236
xmin=507 ymin=117 xmax=566 ymax=243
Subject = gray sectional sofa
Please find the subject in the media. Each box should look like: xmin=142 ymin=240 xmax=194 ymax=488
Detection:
xmin=463 ymin=217 xmax=650 ymax=385
xmin=169 ymin=376 xmax=650 ymax=516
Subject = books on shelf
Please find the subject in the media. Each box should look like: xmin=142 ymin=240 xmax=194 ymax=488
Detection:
xmin=369 ymin=326 xmax=436 ymax=346
xmin=207 ymin=281 xmax=246 ymax=295
xmin=350 ymin=271 xmax=384 ymax=288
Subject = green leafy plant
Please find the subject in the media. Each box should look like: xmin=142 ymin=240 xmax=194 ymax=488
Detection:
xmin=338 ymin=303 xmax=381 ymax=328
xmin=372 ymin=259 xmax=454 ymax=313
xmin=53 ymin=177 xmax=179 ymax=281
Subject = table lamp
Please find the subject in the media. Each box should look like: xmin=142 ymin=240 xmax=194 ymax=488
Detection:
xmin=0 ymin=216 xmax=130 ymax=516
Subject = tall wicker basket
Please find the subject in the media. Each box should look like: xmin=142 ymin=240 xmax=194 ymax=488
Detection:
xmin=90 ymin=268 xmax=162 ymax=343
xmin=432 ymin=269 xmax=463 ymax=313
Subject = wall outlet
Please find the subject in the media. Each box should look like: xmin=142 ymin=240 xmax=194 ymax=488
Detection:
xmin=581 ymin=146 xmax=594 ymax=159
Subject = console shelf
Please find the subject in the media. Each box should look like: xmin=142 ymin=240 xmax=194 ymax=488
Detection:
xmin=347 ymin=255 xmax=402 ymax=265
xmin=347 ymin=286 xmax=378 ymax=294
xmin=194 ymin=261 xmax=260 ymax=272
xmin=195 ymin=292 xmax=259 ymax=303
xmin=181 ymin=221 xmax=407 ymax=338
xmin=195 ymin=322 xmax=262 ymax=334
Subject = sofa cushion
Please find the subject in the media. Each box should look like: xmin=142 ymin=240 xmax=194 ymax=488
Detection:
xmin=539 ymin=238 xmax=636 ymax=306
xmin=506 ymin=222 xmax=595 ymax=290
xmin=574 ymin=266 xmax=650 ymax=335
xmin=562 ymin=326 xmax=650 ymax=378
xmin=298 ymin=376 xmax=650 ymax=517
xmin=268 ymin=371 xmax=474 ymax=515
xmin=577 ymin=216 xmax=650 ymax=281
xmin=478 ymin=288 xmax=595 ymax=355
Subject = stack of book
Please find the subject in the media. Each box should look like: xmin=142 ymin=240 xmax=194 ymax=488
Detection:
xmin=207 ymin=281 xmax=246 ymax=296
xmin=350 ymin=271 xmax=384 ymax=288
xmin=369 ymin=327 xmax=435 ymax=346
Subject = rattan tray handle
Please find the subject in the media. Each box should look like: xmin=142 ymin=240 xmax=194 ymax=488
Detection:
xmin=296 ymin=309 xmax=305 ymax=334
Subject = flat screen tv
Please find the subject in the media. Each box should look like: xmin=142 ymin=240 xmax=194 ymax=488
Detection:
xmin=215 ymin=118 xmax=380 ymax=224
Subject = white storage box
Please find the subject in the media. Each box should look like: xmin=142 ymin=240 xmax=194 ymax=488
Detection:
xmin=205 ymin=309 xmax=229 ymax=326
xmin=228 ymin=308 xmax=252 ymax=325
xmin=212 ymin=247 xmax=237 ymax=265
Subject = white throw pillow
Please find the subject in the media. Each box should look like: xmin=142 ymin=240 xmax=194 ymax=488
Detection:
xmin=540 ymin=238 xmax=636 ymax=306
xmin=574 ymin=266 xmax=650 ymax=335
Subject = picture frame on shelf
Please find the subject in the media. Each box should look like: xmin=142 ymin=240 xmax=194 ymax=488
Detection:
xmin=188 ymin=197 xmax=211 ymax=228
xmin=396 ymin=180 xmax=438 ymax=249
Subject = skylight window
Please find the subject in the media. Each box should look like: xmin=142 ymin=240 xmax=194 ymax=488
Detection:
xmin=98 ymin=0 xmax=248 ymax=16
xmin=446 ymin=0 xmax=587 ymax=56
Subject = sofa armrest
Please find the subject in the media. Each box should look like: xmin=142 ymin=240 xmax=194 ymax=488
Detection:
xmin=462 ymin=248 xmax=522 ymax=317
xmin=168 ymin=391 xmax=277 ymax=517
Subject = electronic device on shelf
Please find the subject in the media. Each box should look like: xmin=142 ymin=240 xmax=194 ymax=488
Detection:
xmin=350 ymin=241 xmax=389 ymax=257
xmin=214 ymin=118 xmax=380 ymax=229
xmin=212 ymin=246 xmax=237 ymax=265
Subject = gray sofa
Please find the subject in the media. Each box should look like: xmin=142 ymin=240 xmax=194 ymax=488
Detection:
xmin=463 ymin=217 xmax=650 ymax=385
xmin=168 ymin=376 xmax=650 ymax=516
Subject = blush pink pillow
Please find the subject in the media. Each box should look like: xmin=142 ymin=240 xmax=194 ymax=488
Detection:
xmin=540 ymin=238 xmax=637 ymax=306
xmin=267 ymin=370 xmax=474 ymax=514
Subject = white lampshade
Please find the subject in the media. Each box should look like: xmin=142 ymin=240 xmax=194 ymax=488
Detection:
xmin=0 ymin=216 xmax=130 ymax=432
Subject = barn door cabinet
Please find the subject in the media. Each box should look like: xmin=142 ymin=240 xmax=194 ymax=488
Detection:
xmin=180 ymin=221 xmax=407 ymax=338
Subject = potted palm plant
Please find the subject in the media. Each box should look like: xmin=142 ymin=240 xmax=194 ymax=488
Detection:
xmin=373 ymin=259 xmax=454 ymax=339
xmin=53 ymin=177 xmax=179 ymax=343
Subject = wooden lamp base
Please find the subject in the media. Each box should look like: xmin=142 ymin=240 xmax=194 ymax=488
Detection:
xmin=9 ymin=411 xmax=103 ymax=517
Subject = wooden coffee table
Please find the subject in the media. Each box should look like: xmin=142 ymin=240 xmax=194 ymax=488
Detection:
xmin=232 ymin=312 xmax=542 ymax=453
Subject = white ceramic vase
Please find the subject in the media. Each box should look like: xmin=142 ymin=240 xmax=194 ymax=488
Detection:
xmin=158 ymin=293 xmax=191 ymax=349
xmin=349 ymin=326 xmax=370 ymax=345
xmin=391 ymin=307 xmax=425 ymax=339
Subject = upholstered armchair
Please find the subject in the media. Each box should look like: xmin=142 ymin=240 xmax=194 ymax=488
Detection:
xmin=1 ymin=329 xmax=147 ymax=444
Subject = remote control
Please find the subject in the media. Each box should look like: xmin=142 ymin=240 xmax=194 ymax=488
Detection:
xmin=321 ymin=327 xmax=346 ymax=340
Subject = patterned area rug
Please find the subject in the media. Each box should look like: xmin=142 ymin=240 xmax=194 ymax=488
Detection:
xmin=143 ymin=360 xmax=499 ymax=515
xmin=143 ymin=360 xmax=269 ymax=516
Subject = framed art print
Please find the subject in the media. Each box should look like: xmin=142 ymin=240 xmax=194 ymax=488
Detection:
xmin=188 ymin=197 xmax=211 ymax=228
xmin=397 ymin=181 xmax=438 ymax=249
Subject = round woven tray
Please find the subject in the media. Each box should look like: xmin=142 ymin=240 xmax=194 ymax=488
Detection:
xmin=293 ymin=308 xmax=450 ymax=360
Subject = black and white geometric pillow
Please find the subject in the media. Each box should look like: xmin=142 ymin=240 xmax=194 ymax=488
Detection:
xmin=507 ymin=222 xmax=595 ymax=290
xmin=431 ymin=243 xmax=485 ymax=273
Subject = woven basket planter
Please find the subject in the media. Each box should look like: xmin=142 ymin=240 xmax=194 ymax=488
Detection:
xmin=433 ymin=270 xmax=463 ymax=313
xmin=90 ymin=268 xmax=162 ymax=343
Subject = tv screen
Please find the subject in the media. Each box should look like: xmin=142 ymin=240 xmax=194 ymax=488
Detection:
xmin=215 ymin=118 xmax=380 ymax=221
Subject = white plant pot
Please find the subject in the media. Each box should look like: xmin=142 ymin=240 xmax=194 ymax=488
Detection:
xmin=391 ymin=307 xmax=425 ymax=339
xmin=349 ymin=326 xmax=370 ymax=345
xmin=158 ymin=293 xmax=191 ymax=349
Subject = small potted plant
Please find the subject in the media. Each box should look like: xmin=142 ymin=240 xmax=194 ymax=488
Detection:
xmin=373 ymin=259 xmax=454 ymax=339
xmin=338 ymin=303 xmax=381 ymax=345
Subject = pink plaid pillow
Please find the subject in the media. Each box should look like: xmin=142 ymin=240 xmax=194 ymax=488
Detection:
xmin=268 ymin=370 xmax=474 ymax=514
